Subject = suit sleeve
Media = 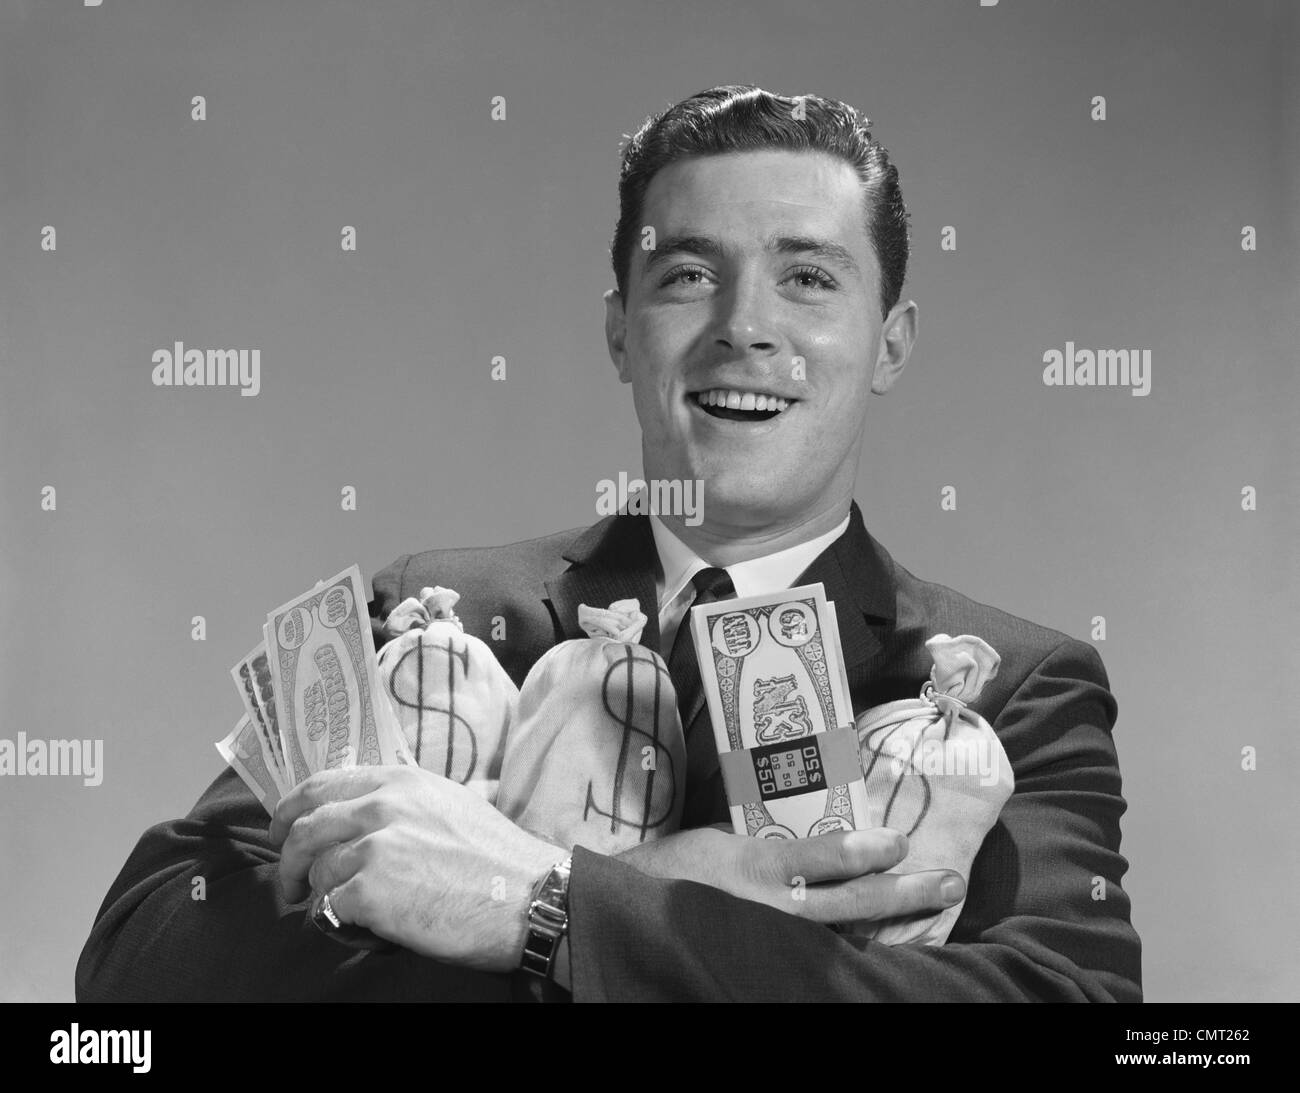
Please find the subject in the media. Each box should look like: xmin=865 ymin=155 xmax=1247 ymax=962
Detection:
xmin=74 ymin=767 xmax=513 ymax=1001
xmin=75 ymin=554 xmax=513 ymax=1002
xmin=564 ymin=639 xmax=1142 ymax=1002
xmin=369 ymin=551 xmax=412 ymax=651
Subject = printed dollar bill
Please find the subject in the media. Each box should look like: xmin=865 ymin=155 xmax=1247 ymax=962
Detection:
xmin=216 ymin=714 xmax=282 ymax=817
xmin=689 ymin=582 xmax=869 ymax=839
xmin=230 ymin=642 xmax=288 ymax=794
xmin=250 ymin=636 xmax=290 ymax=781
xmin=265 ymin=564 xmax=413 ymax=785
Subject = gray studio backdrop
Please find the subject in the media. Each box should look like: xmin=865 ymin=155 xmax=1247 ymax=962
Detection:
xmin=1 ymin=0 xmax=1296 ymax=1002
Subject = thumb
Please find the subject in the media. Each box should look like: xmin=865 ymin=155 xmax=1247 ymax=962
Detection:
xmin=773 ymin=828 xmax=907 ymax=885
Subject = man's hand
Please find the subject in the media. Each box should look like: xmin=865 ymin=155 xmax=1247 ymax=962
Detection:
xmin=269 ymin=766 xmax=564 ymax=972
xmin=615 ymin=825 xmax=965 ymax=924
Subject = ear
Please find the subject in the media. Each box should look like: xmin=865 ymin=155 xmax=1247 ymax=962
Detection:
xmin=871 ymin=299 xmax=917 ymax=394
xmin=604 ymin=288 xmax=631 ymax=383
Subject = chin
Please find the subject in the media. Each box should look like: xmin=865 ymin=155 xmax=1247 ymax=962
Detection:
xmin=698 ymin=482 xmax=803 ymax=525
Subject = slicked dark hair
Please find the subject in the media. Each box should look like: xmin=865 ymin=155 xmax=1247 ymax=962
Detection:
xmin=611 ymin=85 xmax=910 ymax=321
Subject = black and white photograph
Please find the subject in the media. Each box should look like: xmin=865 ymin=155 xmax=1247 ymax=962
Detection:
xmin=0 ymin=0 xmax=1294 ymax=1056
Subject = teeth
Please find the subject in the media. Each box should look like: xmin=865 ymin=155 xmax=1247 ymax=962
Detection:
xmin=695 ymin=388 xmax=791 ymax=413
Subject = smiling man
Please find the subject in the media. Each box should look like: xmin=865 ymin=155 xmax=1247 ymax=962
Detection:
xmin=77 ymin=85 xmax=1141 ymax=1003
xmin=610 ymin=147 xmax=903 ymax=563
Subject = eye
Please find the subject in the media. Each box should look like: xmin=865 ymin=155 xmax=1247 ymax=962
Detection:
xmin=787 ymin=265 xmax=837 ymax=291
xmin=659 ymin=264 xmax=714 ymax=287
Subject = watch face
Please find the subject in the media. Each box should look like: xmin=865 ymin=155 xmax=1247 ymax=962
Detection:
xmin=522 ymin=860 xmax=572 ymax=979
xmin=753 ymin=738 xmax=826 ymax=801
xmin=529 ymin=859 xmax=572 ymax=922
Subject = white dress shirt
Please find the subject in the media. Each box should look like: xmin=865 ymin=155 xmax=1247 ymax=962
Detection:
xmin=649 ymin=511 xmax=852 ymax=654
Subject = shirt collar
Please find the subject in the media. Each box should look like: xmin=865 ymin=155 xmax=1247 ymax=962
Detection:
xmin=649 ymin=510 xmax=852 ymax=610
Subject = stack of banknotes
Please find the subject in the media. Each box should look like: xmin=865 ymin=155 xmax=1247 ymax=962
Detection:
xmin=218 ymin=564 xmax=414 ymax=816
xmin=688 ymin=583 xmax=870 ymax=839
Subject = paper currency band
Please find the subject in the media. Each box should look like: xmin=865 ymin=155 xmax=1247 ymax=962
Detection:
xmin=717 ymin=725 xmax=863 ymax=808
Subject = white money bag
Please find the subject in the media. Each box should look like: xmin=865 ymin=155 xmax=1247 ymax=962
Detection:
xmin=850 ymin=634 xmax=1014 ymax=946
xmin=496 ymin=600 xmax=686 ymax=855
xmin=376 ymin=586 xmax=517 ymax=801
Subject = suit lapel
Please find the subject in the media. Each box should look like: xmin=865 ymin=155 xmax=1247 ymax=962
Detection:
xmin=543 ymin=514 xmax=662 ymax=651
xmin=793 ymin=500 xmax=896 ymax=695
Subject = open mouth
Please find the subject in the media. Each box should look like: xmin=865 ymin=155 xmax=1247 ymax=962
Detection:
xmin=692 ymin=388 xmax=794 ymax=422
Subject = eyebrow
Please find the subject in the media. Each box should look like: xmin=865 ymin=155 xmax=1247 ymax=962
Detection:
xmin=642 ymin=232 xmax=862 ymax=278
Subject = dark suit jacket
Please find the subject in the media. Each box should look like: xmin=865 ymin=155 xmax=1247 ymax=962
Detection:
xmin=76 ymin=501 xmax=1142 ymax=1001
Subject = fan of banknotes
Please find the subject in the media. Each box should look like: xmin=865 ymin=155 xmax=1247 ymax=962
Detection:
xmin=218 ymin=564 xmax=414 ymax=816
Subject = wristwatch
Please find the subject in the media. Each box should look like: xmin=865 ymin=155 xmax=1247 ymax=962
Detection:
xmin=520 ymin=855 xmax=572 ymax=980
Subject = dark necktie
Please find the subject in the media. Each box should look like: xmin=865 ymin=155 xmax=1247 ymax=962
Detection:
xmin=666 ymin=566 xmax=736 ymax=740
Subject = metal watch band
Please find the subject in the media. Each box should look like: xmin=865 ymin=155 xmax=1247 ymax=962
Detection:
xmin=520 ymin=855 xmax=572 ymax=979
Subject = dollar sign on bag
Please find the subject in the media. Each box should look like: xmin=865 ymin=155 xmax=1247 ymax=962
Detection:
xmin=584 ymin=645 xmax=678 ymax=841
xmin=859 ymin=715 xmax=931 ymax=835
xmin=385 ymin=632 xmax=478 ymax=782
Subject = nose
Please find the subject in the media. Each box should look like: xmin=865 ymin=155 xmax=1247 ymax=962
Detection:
xmin=712 ymin=275 xmax=780 ymax=353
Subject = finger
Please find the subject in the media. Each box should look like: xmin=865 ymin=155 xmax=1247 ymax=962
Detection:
xmin=319 ymin=873 xmax=373 ymax=933
xmin=773 ymin=828 xmax=909 ymax=885
xmin=307 ymin=834 xmax=370 ymax=897
xmin=801 ymin=869 xmax=966 ymax=924
xmin=278 ymin=795 xmax=378 ymax=903
xmin=270 ymin=767 xmax=392 ymax=845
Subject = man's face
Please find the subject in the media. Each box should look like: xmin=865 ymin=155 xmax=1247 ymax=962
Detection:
xmin=605 ymin=149 xmax=915 ymax=529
